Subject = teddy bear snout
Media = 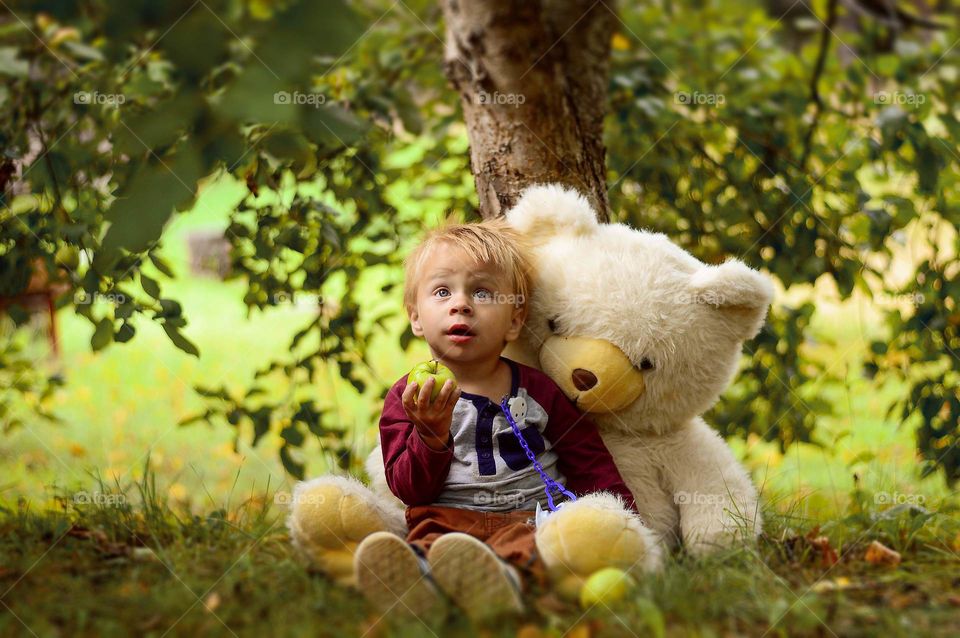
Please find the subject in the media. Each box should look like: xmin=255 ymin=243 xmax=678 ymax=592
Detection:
xmin=571 ymin=368 xmax=598 ymax=391
xmin=539 ymin=335 xmax=647 ymax=414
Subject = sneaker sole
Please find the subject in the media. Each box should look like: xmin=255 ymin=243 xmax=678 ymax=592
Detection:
xmin=428 ymin=533 xmax=524 ymax=621
xmin=354 ymin=532 xmax=442 ymax=618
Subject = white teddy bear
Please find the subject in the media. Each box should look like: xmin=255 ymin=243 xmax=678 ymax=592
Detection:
xmin=287 ymin=184 xmax=770 ymax=595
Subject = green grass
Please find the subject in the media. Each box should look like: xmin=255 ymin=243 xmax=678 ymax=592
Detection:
xmin=1 ymin=463 xmax=958 ymax=637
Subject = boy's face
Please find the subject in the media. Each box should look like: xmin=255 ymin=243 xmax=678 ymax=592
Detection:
xmin=408 ymin=243 xmax=526 ymax=369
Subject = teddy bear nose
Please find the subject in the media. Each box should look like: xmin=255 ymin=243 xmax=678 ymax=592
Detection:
xmin=571 ymin=368 xmax=598 ymax=391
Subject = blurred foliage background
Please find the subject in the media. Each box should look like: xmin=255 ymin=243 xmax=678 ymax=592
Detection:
xmin=0 ymin=0 xmax=958 ymax=502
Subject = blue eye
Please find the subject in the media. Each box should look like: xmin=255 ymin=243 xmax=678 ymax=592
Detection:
xmin=435 ymin=288 xmax=450 ymax=298
xmin=475 ymin=289 xmax=492 ymax=301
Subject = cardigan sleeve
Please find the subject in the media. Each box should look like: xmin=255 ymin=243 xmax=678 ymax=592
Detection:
xmin=378 ymin=378 xmax=454 ymax=506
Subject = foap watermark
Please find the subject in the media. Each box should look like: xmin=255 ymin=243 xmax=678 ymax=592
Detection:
xmin=873 ymin=291 xmax=925 ymax=307
xmin=271 ymin=292 xmax=325 ymax=308
xmin=474 ymin=490 xmax=526 ymax=508
xmin=74 ymin=90 xmax=126 ymax=107
xmin=274 ymin=491 xmax=327 ymax=507
xmin=674 ymin=290 xmax=727 ymax=306
xmin=475 ymin=90 xmax=526 ymax=108
xmin=74 ymin=290 xmax=127 ymax=306
xmin=874 ymin=91 xmax=926 ymax=108
xmin=475 ymin=292 xmax=525 ymax=306
xmin=674 ymin=491 xmax=725 ymax=506
xmin=74 ymin=491 xmax=127 ymax=506
xmin=273 ymin=90 xmax=327 ymax=108
xmin=874 ymin=491 xmax=925 ymax=506
xmin=675 ymin=91 xmax=725 ymax=107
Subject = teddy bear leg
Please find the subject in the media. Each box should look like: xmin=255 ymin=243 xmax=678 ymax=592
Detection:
xmin=534 ymin=493 xmax=663 ymax=600
xmin=286 ymin=475 xmax=405 ymax=586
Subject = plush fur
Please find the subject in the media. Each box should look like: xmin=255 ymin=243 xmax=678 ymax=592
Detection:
xmin=286 ymin=183 xmax=771 ymax=590
xmin=504 ymin=183 xmax=770 ymax=556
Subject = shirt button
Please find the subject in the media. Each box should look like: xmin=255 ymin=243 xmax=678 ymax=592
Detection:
xmin=480 ymin=451 xmax=490 ymax=458
xmin=480 ymin=435 xmax=490 ymax=443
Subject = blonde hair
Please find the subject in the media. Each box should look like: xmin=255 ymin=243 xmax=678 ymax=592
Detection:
xmin=403 ymin=215 xmax=532 ymax=314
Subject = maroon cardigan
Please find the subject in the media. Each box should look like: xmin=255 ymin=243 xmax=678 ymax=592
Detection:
xmin=378 ymin=356 xmax=639 ymax=514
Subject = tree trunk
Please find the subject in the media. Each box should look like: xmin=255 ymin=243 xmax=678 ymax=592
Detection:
xmin=440 ymin=0 xmax=615 ymax=220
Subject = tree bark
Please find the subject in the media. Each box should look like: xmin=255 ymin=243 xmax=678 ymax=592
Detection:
xmin=440 ymin=0 xmax=615 ymax=220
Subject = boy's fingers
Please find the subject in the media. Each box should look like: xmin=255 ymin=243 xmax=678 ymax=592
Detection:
xmin=402 ymin=382 xmax=419 ymax=410
xmin=443 ymin=387 xmax=462 ymax=412
xmin=436 ymin=379 xmax=453 ymax=403
xmin=402 ymin=382 xmax=416 ymax=402
xmin=418 ymin=377 xmax=434 ymax=406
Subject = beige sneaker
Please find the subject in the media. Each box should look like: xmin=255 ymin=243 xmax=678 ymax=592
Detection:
xmin=353 ymin=531 xmax=443 ymax=619
xmin=427 ymin=532 xmax=524 ymax=621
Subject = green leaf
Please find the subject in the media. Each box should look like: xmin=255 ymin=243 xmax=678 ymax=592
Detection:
xmin=216 ymin=64 xmax=295 ymax=125
xmin=256 ymin=0 xmax=364 ymax=82
xmin=250 ymin=407 xmax=272 ymax=446
xmin=0 ymin=47 xmax=28 ymax=77
xmin=162 ymin=323 xmax=199 ymax=357
xmin=157 ymin=298 xmax=182 ymax=318
xmin=63 ymin=41 xmax=104 ymax=62
xmin=280 ymin=424 xmax=305 ymax=447
xmin=261 ymin=130 xmax=315 ymax=176
xmin=179 ymin=410 xmax=213 ymax=426
xmin=279 ymin=444 xmax=305 ymax=479
xmin=399 ymin=324 xmax=415 ymax=350
xmin=149 ymin=253 xmax=175 ymax=277
xmin=635 ymin=597 xmax=665 ymax=638
xmin=114 ymin=93 xmax=199 ymax=156
xmin=140 ymin=273 xmax=161 ymax=299
xmin=100 ymin=145 xmax=205 ymax=262
xmin=91 ymin=318 xmax=113 ymax=351
xmin=302 ymin=105 xmax=368 ymax=148
xmin=114 ymin=321 xmax=135 ymax=343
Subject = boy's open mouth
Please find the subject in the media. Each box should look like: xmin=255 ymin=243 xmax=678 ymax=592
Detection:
xmin=447 ymin=324 xmax=475 ymax=342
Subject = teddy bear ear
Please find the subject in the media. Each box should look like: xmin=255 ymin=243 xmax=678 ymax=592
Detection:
xmin=505 ymin=183 xmax=600 ymax=237
xmin=688 ymin=260 xmax=774 ymax=339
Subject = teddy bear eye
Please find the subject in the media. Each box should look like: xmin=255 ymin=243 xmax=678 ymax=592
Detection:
xmin=547 ymin=317 xmax=559 ymax=334
xmin=637 ymin=358 xmax=654 ymax=371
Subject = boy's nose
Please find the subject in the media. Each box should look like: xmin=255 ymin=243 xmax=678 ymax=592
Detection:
xmin=450 ymin=295 xmax=473 ymax=314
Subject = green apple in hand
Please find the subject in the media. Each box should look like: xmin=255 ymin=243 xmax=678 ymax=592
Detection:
xmin=407 ymin=359 xmax=457 ymax=401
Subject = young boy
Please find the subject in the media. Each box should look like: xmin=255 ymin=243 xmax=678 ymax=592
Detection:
xmin=354 ymin=217 xmax=638 ymax=622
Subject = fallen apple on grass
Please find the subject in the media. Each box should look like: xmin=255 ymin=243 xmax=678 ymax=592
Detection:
xmin=579 ymin=567 xmax=636 ymax=609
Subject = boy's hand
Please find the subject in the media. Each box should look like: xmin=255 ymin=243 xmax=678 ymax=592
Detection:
xmin=401 ymin=377 xmax=461 ymax=451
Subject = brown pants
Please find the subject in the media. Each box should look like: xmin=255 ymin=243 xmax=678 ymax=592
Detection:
xmin=405 ymin=505 xmax=548 ymax=591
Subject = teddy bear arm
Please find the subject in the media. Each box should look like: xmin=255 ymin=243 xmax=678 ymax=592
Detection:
xmin=668 ymin=420 xmax=762 ymax=556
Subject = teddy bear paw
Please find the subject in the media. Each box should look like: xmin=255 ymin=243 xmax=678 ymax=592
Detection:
xmin=286 ymin=476 xmax=399 ymax=585
xmin=535 ymin=493 xmax=662 ymax=599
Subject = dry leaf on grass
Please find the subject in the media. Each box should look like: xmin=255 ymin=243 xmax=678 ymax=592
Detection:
xmin=810 ymin=576 xmax=854 ymax=593
xmin=516 ymin=624 xmax=544 ymax=638
xmin=204 ymin=591 xmax=221 ymax=613
xmin=864 ymin=540 xmax=901 ymax=567
xmin=805 ymin=530 xmax=839 ymax=567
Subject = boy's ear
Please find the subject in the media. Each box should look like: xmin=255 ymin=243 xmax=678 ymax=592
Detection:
xmin=407 ymin=305 xmax=425 ymax=337
xmin=505 ymin=304 xmax=527 ymax=342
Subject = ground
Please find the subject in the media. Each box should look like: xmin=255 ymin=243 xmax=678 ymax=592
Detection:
xmin=1 ymin=467 xmax=958 ymax=637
